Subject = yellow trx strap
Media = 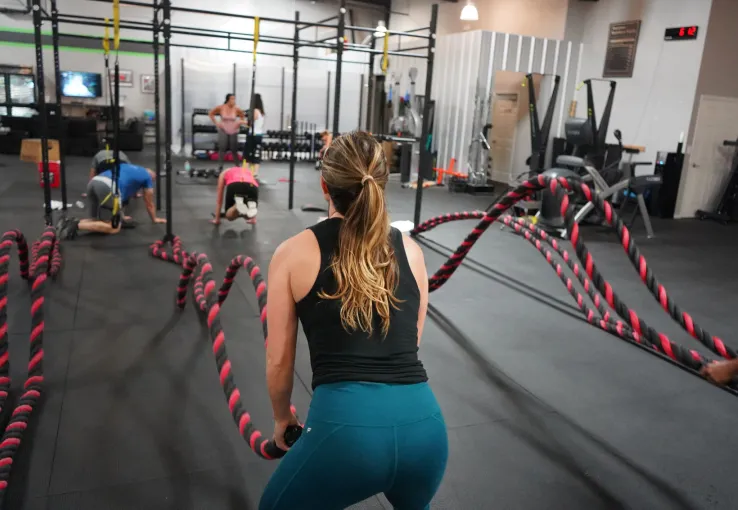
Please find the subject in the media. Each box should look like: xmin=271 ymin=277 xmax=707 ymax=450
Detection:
xmin=102 ymin=18 xmax=110 ymax=55
xmin=253 ymin=17 xmax=260 ymax=64
xmin=113 ymin=0 xmax=120 ymax=51
xmin=381 ymin=31 xmax=390 ymax=74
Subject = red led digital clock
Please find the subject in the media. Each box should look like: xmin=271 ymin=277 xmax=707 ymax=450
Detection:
xmin=664 ymin=26 xmax=698 ymax=40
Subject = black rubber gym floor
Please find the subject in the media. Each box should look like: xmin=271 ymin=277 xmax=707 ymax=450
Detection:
xmin=1 ymin=152 xmax=738 ymax=509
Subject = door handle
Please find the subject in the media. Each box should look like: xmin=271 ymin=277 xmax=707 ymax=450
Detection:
xmin=691 ymin=163 xmax=699 ymax=168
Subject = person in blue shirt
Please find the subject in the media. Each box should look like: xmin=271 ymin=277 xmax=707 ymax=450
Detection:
xmin=57 ymin=163 xmax=166 ymax=239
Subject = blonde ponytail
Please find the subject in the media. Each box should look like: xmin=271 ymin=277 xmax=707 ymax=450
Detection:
xmin=318 ymin=131 xmax=400 ymax=336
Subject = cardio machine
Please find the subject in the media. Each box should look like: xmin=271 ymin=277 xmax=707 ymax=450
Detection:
xmin=538 ymin=79 xmax=660 ymax=238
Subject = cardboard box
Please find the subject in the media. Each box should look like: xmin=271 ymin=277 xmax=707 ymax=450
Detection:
xmin=20 ymin=139 xmax=60 ymax=163
xmin=382 ymin=141 xmax=394 ymax=167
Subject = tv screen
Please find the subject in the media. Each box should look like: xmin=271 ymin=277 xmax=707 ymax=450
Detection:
xmin=61 ymin=71 xmax=102 ymax=98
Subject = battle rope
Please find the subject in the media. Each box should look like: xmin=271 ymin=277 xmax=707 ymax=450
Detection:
xmin=0 ymin=227 xmax=60 ymax=500
xmin=409 ymin=175 xmax=733 ymax=376
xmin=417 ymin=211 xmax=676 ymax=354
xmin=500 ymin=216 xmax=713 ymax=370
xmin=150 ymin=237 xmax=301 ymax=460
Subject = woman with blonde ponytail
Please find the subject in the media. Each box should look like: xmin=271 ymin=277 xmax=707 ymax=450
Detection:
xmin=261 ymin=131 xmax=448 ymax=510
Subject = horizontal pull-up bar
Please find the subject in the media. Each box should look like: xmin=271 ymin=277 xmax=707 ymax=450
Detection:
xmin=391 ymin=45 xmax=428 ymax=53
xmin=297 ymin=14 xmax=338 ymax=30
xmin=404 ymin=26 xmax=431 ymax=34
xmin=170 ymin=40 xmax=366 ymax=64
xmin=156 ymin=4 xmax=335 ymax=28
xmin=344 ymin=25 xmax=431 ymax=39
xmin=51 ymin=16 xmax=155 ymax=33
xmin=56 ymin=12 xmax=153 ymax=27
xmin=53 ymin=30 xmax=368 ymax=65
xmin=85 ymin=0 xmax=160 ymax=9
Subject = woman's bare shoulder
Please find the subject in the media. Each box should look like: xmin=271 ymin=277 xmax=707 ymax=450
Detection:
xmin=273 ymin=229 xmax=319 ymax=264
xmin=401 ymin=232 xmax=424 ymax=264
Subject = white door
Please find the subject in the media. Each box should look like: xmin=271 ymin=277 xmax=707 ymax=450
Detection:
xmin=489 ymin=93 xmax=519 ymax=183
xmin=676 ymin=95 xmax=738 ymax=218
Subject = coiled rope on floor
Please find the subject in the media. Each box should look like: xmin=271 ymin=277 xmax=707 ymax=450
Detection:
xmin=409 ymin=175 xmax=733 ymax=379
xmin=0 ymin=227 xmax=60 ymax=500
xmin=150 ymin=237 xmax=297 ymax=460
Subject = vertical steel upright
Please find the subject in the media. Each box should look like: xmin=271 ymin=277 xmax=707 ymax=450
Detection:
xmin=358 ymin=74 xmax=364 ymax=129
xmin=153 ymin=0 xmax=161 ymax=210
xmin=332 ymin=0 xmax=346 ymax=137
xmin=366 ymin=35 xmax=375 ymax=131
xmin=325 ymin=71 xmax=330 ymax=131
xmin=288 ymin=12 xmax=300 ymax=210
xmin=163 ymin=0 xmax=174 ymax=238
xmin=280 ymin=67 xmax=285 ymax=131
xmin=180 ymin=58 xmax=185 ymax=154
xmin=50 ymin=0 xmax=67 ymax=212
xmin=412 ymin=4 xmax=438 ymax=228
xmin=32 ymin=0 xmax=52 ymax=226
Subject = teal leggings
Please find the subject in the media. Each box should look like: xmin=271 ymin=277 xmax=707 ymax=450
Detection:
xmin=259 ymin=382 xmax=448 ymax=510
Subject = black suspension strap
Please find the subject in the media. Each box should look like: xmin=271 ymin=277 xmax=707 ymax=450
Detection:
xmin=110 ymin=0 xmax=122 ymax=229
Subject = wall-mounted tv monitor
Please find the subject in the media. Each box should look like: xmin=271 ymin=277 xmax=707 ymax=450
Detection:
xmin=61 ymin=71 xmax=102 ymax=98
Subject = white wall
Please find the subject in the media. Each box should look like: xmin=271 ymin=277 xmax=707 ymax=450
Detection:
xmin=0 ymin=0 xmax=380 ymax=137
xmin=564 ymin=0 xmax=713 ymax=165
xmin=391 ymin=0 xmax=569 ymax=38
xmin=0 ymin=44 xmax=157 ymax=120
xmin=432 ymin=30 xmax=582 ymax=181
xmin=675 ymin=0 xmax=738 ymax=217
xmin=387 ymin=0 xmax=571 ymax=103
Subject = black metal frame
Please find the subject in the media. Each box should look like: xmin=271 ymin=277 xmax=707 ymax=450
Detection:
xmin=526 ymin=73 xmax=561 ymax=175
xmin=33 ymin=0 xmax=439 ymax=236
xmin=32 ymin=0 xmax=52 ymax=226
xmin=412 ymin=4 xmax=438 ymax=227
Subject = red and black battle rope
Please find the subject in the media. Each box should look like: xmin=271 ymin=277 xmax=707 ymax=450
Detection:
xmin=0 ymin=231 xmax=30 ymax=420
xmin=409 ymin=175 xmax=732 ymax=377
xmin=499 ymin=216 xmax=710 ymax=368
xmin=150 ymin=237 xmax=300 ymax=460
xmin=0 ymin=227 xmax=59 ymax=500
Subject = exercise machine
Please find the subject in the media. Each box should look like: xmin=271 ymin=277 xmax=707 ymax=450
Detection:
xmin=524 ymin=73 xmax=561 ymax=176
xmin=696 ymin=138 xmax=738 ymax=224
xmin=538 ymin=79 xmax=660 ymax=237
xmin=508 ymin=73 xmax=561 ymax=217
xmin=463 ymin=82 xmax=495 ymax=195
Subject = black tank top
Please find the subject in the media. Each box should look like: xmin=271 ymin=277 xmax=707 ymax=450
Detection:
xmin=296 ymin=218 xmax=429 ymax=390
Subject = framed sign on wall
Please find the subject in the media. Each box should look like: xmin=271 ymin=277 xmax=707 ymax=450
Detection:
xmin=603 ymin=20 xmax=641 ymax=78
xmin=108 ymin=69 xmax=134 ymax=88
xmin=141 ymin=74 xmax=156 ymax=94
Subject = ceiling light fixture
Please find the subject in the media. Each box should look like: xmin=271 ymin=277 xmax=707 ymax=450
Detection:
xmin=460 ymin=1 xmax=479 ymax=21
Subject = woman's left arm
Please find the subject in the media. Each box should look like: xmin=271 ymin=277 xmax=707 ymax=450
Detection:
xmin=266 ymin=240 xmax=298 ymax=422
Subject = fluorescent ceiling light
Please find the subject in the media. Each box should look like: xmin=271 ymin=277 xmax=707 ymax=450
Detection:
xmin=460 ymin=2 xmax=478 ymax=21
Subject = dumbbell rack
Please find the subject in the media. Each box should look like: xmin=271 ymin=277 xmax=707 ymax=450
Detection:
xmin=262 ymin=127 xmax=323 ymax=163
xmin=190 ymin=108 xmax=323 ymax=163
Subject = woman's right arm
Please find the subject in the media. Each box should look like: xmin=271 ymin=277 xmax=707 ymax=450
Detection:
xmin=208 ymin=106 xmax=221 ymax=127
xmin=403 ymin=235 xmax=429 ymax=346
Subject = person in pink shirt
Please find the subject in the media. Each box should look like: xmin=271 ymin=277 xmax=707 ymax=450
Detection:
xmin=209 ymin=94 xmax=248 ymax=171
xmin=211 ymin=164 xmax=259 ymax=225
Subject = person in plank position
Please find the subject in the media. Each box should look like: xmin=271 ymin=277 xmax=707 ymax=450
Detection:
xmin=58 ymin=163 xmax=166 ymax=239
xmin=260 ymin=131 xmax=447 ymax=510
xmin=211 ymin=163 xmax=259 ymax=225
xmin=81 ymin=146 xmax=132 ymax=197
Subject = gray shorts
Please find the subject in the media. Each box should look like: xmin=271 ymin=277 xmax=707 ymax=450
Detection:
xmin=86 ymin=176 xmax=114 ymax=221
